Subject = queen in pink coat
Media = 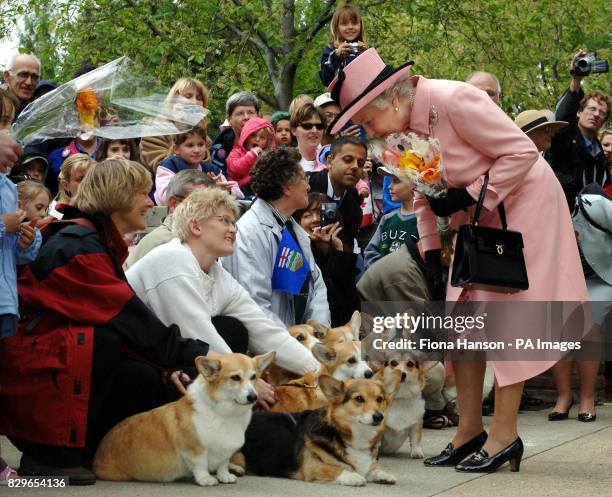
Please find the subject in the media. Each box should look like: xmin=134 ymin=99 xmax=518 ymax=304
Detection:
xmin=330 ymin=49 xmax=588 ymax=474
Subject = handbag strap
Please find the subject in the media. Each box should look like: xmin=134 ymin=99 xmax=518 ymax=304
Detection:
xmin=472 ymin=174 xmax=508 ymax=230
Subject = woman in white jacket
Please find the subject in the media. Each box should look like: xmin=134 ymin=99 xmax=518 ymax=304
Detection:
xmin=126 ymin=188 xmax=320 ymax=408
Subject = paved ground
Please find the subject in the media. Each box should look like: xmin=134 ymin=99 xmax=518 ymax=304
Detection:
xmin=3 ymin=404 xmax=612 ymax=497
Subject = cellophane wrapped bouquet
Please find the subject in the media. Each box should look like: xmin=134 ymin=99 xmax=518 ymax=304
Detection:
xmin=12 ymin=56 xmax=208 ymax=145
xmin=370 ymin=132 xmax=447 ymax=198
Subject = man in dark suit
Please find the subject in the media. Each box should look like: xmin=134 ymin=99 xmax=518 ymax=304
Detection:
xmin=308 ymin=135 xmax=366 ymax=249
xmin=548 ymin=51 xmax=610 ymax=211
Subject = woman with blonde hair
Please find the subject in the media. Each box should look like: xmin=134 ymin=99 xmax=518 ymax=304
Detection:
xmin=56 ymin=153 xmax=96 ymax=205
xmin=0 ymin=159 xmax=216 ymax=485
xmin=140 ymin=77 xmax=212 ymax=175
xmin=126 ymin=188 xmax=318 ymax=405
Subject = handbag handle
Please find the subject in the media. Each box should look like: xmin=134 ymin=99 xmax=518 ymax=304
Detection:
xmin=472 ymin=174 xmax=508 ymax=230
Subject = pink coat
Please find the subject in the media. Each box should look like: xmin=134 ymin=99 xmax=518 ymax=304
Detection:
xmin=409 ymin=77 xmax=588 ymax=386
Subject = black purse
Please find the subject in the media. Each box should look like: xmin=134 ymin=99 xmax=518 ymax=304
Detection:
xmin=450 ymin=175 xmax=529 ymax=293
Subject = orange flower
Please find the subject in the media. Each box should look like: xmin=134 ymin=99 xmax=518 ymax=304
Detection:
xmin=421 ymin=167 xmax=442 ymax=183
xmin=382 ymin=149 xmax=402 ymax=167
xmin=398 ymin=151 xmax=424 ymax=172
xmin=76 ymin=89 xmax=99 ymax=127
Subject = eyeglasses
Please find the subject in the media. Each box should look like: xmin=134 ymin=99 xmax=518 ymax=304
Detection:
xmin=584 ymin=105 xmax=608 ymax=119
xmin=324 ymin=111 xmax=339 ymax=121
xmin=211 ymin=215 xmax=237 ymax=228
xmin=231 ymin=110 xmax=257 ymax=119
xmin=13 ymin=71 xmax=40 ymax=83
xmin=299 ymin=122 xmax=325 ymax=130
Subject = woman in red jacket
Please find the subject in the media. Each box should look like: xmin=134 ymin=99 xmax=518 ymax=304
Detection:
xmin=0 ymin=159 xmax=215 ymax=485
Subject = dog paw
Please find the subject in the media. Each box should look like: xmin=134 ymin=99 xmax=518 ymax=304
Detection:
xmin=368 ymin=468 xmax=396 ymax=485
xmin=228 ymin=462 xmax=245 ymax=476
xmin=217 ymin=470 xmax=237 ymax=484
xmin=195 ymin=474 xmax=219 ymax=487
xmin=336 ymin=470 xmax=367 ymax=486
xmin=410 ymin=446 xmax=425 ymax=459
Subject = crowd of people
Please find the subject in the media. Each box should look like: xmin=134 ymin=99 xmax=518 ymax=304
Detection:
xmin=0 ymin=2 xmax=610 ymax=486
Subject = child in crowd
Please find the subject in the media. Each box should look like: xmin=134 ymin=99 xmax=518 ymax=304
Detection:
xmin=14 ymin=148 xmax=48 ymax=183
xmin=227 ymin=117 xmax=276 ymax=197
xmin=0 ymin=88 xmax=18 ymax=131
xmin=363 ymin=169 xmax=418 ymax=269
xmin=97 ymin=138 xmax=139 ymax=162
xmin=17 ymin=180 xmax=52 ymax=225
xmin=155 ymin=125 xmax=241 ymax=205
xmin=1 ymin=126 xmax=41 ymax=485
xmin=270 ymin=111 xmax=294 ymax=147
xmin=55 ymin=153 xmax=96 ymax=208
xmin=320 ymin=3 xmax=368 ymax=86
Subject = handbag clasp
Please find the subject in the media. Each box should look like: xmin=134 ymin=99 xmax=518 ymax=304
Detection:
xmin=496 ymin=244 xmax=504 ymax=255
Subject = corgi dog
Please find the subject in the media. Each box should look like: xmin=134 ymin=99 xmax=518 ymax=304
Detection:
xmin=93 ymin=352 xmax=275 ymax=486
xmin=270 ymin=340 xmax=373 ymax=413
xmin=377 ymin=352 xmax=427 ymax=457
xmin=236 ymin=372 xmax=402 ymax=486
xmin=308 ymin=310 xmax=362 ymax=346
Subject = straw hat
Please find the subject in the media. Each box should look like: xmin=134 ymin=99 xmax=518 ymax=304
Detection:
xmin=328 ymin=48 xmax=413 ymax=134
xmin=514 ymin=109 xmax=568 ymax=135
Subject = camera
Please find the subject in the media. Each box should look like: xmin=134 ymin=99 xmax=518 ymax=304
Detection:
xmin=571 ymin=52 xmax=609 ymax=77
xmin=320 ymin=202 xmax=338 ymax=227
xmin=348 ymin=42 xmax=359 ymax=55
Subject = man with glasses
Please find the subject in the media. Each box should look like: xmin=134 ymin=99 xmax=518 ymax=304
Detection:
xmin=549 ymin=50 xmax=611 ymax=211
xmin=211 ymin=91 xmax=260 ymax=175
xmin=2 ymin=53 xmax=41 ymax=119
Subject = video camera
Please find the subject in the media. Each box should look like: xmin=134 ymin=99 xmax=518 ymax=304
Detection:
xmin=571 ymin=52 xmax=609 ymax=77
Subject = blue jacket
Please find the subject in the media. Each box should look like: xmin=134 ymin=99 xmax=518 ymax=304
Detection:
xmin=320 ymin=44 xmax=360 ymax=87
xmin=0 ymin=174 xmax=42 ymax=336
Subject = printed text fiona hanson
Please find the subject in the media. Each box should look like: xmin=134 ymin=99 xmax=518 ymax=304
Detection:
xmin=373 ymin=338 xmax=582 ymax=352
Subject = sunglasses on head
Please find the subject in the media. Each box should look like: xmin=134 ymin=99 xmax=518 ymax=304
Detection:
xmin=299 ymin=122 xmax=325 ymax=130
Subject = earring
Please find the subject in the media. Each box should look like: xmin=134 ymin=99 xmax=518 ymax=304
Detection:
xmin=394 ymin=107 xmax=399 ymax=112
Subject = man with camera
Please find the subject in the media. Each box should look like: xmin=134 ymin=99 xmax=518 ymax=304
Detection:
xmin=308 ymin=135 xmax=365 ymax=250
xmin=549 ymin=50 xmax=611 ymax=210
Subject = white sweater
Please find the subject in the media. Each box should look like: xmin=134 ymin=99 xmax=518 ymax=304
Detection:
xmin=126 ymin=239 xmax=319 ymax=375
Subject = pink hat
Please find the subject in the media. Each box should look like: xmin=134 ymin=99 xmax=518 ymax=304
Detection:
xmin=328 ymin=48 xmax=413 ymax=135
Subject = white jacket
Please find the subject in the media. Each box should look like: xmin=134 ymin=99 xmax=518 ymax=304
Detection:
xmin=222 ymin=198 xmax=331 ymax=328
xmin=126 ymin=239 xmax=319 ymax=375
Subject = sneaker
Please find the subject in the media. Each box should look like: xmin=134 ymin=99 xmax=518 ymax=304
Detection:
xmin=18 ymin=454 xmax=96 ymax=486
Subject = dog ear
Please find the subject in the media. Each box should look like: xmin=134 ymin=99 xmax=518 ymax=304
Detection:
xmin=307 ymin=320 xmax=329 ymax=341
xmin=319 ymin=374 xmax=345 ymax=402
xmin=349 ymin=311 xmax=361 ymax=340
xmin=359 ymin=312 xmax=375 ymax=340
xmin=254 ymin=351 xmax=276 ymax=374
xmin=312 ymin=343 xmax=336 ymax=365
xmin=195 ymin=356 xmax=222 ymax=379
xmin=382 ymin=369 xmax=402 ymax=398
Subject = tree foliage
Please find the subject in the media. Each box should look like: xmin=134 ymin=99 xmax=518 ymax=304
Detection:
xmin=1 ymin=0 xmax=610 ymax=124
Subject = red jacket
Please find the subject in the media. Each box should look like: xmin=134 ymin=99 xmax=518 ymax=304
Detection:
xmin=0 ymin=208 xmax=209 ymax=447
xmin=227 ymin=117 xmax=275 ymax=187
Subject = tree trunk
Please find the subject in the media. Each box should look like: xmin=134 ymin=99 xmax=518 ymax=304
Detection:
xmin=277 ymin=61 xmax=297 ymax=110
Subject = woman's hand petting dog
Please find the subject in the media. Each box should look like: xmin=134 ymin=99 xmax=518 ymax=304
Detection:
xmin=170 ymin=370 xmax=192 ymax=395
xmin=256 ymin=379 xmax=276 ymax=410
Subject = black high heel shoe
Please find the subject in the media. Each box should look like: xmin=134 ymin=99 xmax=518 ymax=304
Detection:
xmin=455 ymin=437 xmax=524 ymax=473
xmin=423 ymin=431 xmax=487 ymax=467
xmin=577 ymin=412 xmax=596 ymax=422
xmin=548 ymin=399 xmax=574 ymax=421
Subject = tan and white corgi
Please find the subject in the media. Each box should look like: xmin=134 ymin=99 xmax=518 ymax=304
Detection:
xmin=308 ymin=310 xmax=362 ymax=346
xmin=93 ymin=352 xmax=275 ymax=486
xmin=237 ymin=371 xmax=402 ymax=486
xmin=378 ymin=353 xmax=427 ymax=457
xmin=270 ymin=340 xmax=373 ymax=413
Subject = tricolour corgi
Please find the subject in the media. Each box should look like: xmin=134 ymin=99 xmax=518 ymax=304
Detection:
xmin=270 ymin=340 xmax=373 ymax=413
xmin=378 ymin=352 xmax=427 ymax=457
xmin=93 ymin=352 xmax=275 ymax=486
xmin=237 ymin=372 xmax=402 ymax=486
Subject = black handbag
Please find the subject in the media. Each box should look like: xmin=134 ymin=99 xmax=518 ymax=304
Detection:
xmin=450 ymin=175 xmax=529 ymax=293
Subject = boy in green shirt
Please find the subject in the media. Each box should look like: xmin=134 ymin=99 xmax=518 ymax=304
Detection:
xmin=364 ymin=168 xmax=418 ymax=269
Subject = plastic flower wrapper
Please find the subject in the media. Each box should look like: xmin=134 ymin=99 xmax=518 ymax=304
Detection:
xmin=369 ymin=132 xmax=447 ymax=198
xmin=12 ymin=56 xmax=209 ymax=145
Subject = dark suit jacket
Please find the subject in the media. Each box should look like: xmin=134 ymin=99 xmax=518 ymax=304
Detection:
xmin=308 ymin=170 xmax=363 ymax=247
xmin=548 ymin=88 xmax=610 ymax=210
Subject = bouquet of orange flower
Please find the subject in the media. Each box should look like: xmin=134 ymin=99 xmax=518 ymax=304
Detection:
xmin=370 ymin=132 xmax=447 ymax=198
xmin=12 ymin=57 xmax=208 ymax=145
